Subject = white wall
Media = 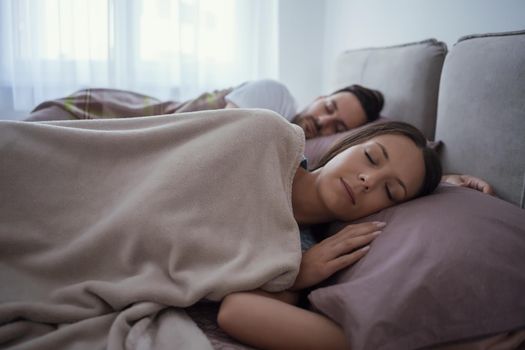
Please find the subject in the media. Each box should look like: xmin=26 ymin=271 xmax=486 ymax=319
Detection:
xmin=278 ymin=0 xmax=325 ymax=109
xmin=320 ymin=0 xmax=525 ymax=92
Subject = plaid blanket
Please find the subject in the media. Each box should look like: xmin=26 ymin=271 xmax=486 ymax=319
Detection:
xmin=27 ymin=87 xmax=234 ymax=121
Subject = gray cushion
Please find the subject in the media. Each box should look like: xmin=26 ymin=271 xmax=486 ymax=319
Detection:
xmin=435 ymin=30 xmax=525 ymax=207
xmin=308 ymin=184 xmax=525 ymax=350
xmin=330 ymin=39 xmax=447 ymax=140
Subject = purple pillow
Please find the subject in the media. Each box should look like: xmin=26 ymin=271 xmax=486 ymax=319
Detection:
xmin=308 ymin=184 xmax=525 ymax=350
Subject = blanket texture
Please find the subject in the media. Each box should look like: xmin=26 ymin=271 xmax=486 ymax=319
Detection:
xmin=0 ymin=109 xmax=304 ymax=349
xmin=26 ymin=88 xmax=233 ymax=121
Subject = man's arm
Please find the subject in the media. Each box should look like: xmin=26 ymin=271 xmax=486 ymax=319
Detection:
xmin=441 ymin=174 xmax=495 ymax=195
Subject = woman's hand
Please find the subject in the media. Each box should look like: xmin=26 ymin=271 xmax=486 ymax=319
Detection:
xmin=290 ymin=221 xmax=385 ymax=291
xmin=441 ymin=174 xmax=495 ymax=195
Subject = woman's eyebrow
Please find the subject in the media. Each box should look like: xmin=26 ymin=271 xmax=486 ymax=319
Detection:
xmin=375 ymin=141 xmax=407 ymax=198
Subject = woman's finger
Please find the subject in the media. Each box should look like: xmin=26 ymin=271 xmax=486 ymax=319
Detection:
xmin=331 ymin=230 xmax=381 ymax=257
xmin=326 ymin=245 xmax=371 ymax=276
xmin=326 ymin=221 xmax=385 ymax=243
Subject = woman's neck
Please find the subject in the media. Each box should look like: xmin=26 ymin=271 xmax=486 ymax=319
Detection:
xmin=292 ymin=167 xmax=333 ymax=225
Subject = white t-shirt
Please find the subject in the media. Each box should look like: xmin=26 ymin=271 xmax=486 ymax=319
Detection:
xmin=225 ymin=79 xmax=298 ymax=122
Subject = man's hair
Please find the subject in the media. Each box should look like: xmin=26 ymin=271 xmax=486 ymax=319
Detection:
xmin=315 ymin=121 xmax=442 ymax=199
xmin=332 ymin=85 xmax=384 ymax=123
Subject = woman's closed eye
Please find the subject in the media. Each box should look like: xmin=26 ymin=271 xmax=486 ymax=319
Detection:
xmin=385 ymin=184 xmax=394 ymax=202
xmin=365 ymin=150 xmax=376 ymax=165
xmin=366 ymin=150 xmax=396 ymax=202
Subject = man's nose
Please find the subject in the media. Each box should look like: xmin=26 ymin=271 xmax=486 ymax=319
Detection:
xmin=316 ymin=115 xmax=338 ymax=135
xmin=316 ymin=114 xmax=337 ymax=126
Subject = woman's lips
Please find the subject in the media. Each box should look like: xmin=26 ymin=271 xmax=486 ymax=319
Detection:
xmin=340 ymin=178 xmax=356 ymax=205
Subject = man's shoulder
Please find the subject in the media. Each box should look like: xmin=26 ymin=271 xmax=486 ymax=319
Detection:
xmin=240 ymin=79 xmax=290 ymax=93
xmin=225 ymin=79 xmax=298 ymax=121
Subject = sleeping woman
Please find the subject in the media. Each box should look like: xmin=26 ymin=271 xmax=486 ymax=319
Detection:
xmin=0 ymin=110 xmax=492 ymax=349
xmin=217 ymin=121 xmax=491 ymax=350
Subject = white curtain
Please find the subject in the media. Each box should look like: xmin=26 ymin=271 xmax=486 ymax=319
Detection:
xmin=0 ymin=0 xmax=278 ymax=111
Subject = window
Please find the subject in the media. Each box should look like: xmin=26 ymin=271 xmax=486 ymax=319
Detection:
xmin=0 ymin=0 xmax=278 ymax=111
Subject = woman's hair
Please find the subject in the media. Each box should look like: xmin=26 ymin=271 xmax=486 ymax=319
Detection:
xmin=315 ymin=121 xmax=442 ymax=198
xmin=332 ymin=85 xmax=384 ymax=123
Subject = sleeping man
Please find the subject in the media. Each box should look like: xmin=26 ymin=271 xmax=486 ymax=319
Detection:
xmin=224 ymin=79 xmax=384 ymax=139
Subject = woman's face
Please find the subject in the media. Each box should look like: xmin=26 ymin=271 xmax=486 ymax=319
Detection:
xmin=316 ymin=134 xmax=425 ymax=221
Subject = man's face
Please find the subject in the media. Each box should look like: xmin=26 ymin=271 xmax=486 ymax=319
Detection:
xmin=292 ymin=92 xmax=367 ymax=139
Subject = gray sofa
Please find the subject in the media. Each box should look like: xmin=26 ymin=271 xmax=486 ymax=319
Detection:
xmin=299 ymin=30 xmax=525 ymax=350
xmin=324 ymin=29 xmax=525 ymax=208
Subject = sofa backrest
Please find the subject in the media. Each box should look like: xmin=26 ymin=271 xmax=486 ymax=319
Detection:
xmin=435 ymin=30 xmax=525 ymax=207
xmin=330 ymin=39 xmax=447 ymax=140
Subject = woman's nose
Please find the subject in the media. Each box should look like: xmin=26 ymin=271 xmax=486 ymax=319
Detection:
xmin=359 ymin=173 xmax=374 ymax=191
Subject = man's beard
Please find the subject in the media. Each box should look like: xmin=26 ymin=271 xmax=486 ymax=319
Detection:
xmin=291 ymin=114 xmax=319 ymax=139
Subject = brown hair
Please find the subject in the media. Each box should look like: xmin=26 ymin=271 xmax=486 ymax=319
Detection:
xmin=332 ymin=84 xmax=384 ymax=123
xmin=315 ymin=121 xmax=442 ymax=198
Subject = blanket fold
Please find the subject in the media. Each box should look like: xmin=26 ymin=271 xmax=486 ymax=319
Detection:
xmin=0 ymin=109 xmax=304 ymax=349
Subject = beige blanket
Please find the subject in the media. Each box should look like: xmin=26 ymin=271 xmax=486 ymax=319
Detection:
xmin=0 ymin=109 xmax=304 ymax=349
